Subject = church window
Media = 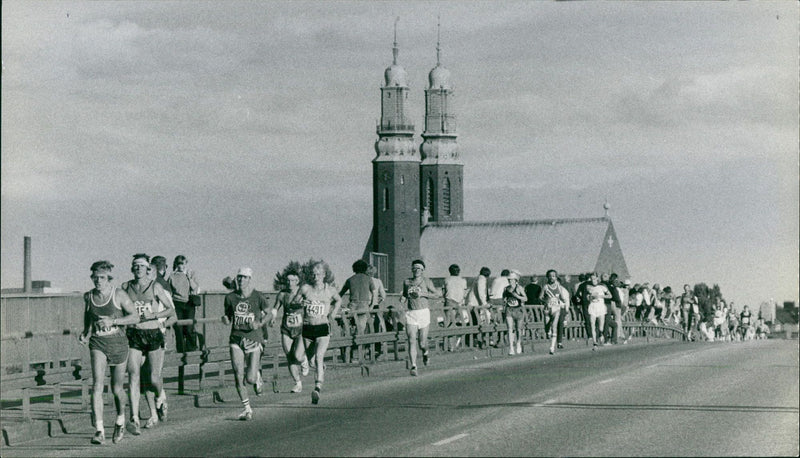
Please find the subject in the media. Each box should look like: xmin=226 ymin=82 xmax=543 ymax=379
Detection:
xmin=425 ymin=178 xmax=434 ymax=215
xmin=383 ymin=188 xmax=389 ymax=211
xmin=443 ymin=178 xmax=451 ymax=215
xmin=400 ymin=175 xmax=405 ymax=185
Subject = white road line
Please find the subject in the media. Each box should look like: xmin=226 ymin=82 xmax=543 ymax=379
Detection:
xmin=433 ymin=433 xmax=469 ymax=446
xmin=543 ymin=399 xmax=557 ymax=404
xmin=598 ymin=378 xmax=615 ymax=384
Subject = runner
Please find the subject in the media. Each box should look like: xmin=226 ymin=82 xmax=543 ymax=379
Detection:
xmin=271 ymin=271 xmax=309 ymax=393
xmin=400 ymin=260 xmax=439 ymax=376
xmin=221 ymin=267 xmax=270 ymax=420
xmin=300 ymin=262 xmax=342 ymax=404
xmin=539 ymin=269 xmax=570 ymax=355
xmin=121 ymin=254 xmax=176 ymax=433
xmin=584 ymin=272 xmax=611 ymax=351
xmin=338 ymin=259 xmax=375 ymax=362
xmin=503 ymin=270 xmax=527 ymax=355
xmin=740 ymin=305 xmax=754 ymax=340
xmin=680 ymin=284 xmax=698 ymax=341
xmin=78 ymin=261 xmax=140 ymax=445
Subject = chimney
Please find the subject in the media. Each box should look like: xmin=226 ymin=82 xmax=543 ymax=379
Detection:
xmin=24 ymin=236 xmax=32 ymax=293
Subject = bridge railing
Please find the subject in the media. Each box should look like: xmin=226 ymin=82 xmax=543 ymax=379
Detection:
xmin=1 ymin=296 xmax=685 ymax=420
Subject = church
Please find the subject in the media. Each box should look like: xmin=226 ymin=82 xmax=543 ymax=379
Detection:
xmin=363 ymin=26 xmax=629 ymax=293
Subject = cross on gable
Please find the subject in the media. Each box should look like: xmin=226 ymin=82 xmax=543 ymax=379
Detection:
xmin=607 ymin=236 xmax=614 ymax=248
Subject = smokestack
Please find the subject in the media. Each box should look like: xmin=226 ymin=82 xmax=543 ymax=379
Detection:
xmin=24 ymin=236 xmax=32 ymax=293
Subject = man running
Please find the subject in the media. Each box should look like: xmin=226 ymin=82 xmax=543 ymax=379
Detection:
xmin=79 ymin=261 xmax=140 ymax=445
xmin=122 ymin=254 xmax=177 ymax=433
xmin=271 ymin=271 xmax=309 ymax=393
xmin=503 ymin=270 xmax=527 ymax=355
xmin=300 ymin=263 xmax=342 ymax=404
xmin=540 ymin=269 xmax=570 ymax=355
xmin=221 ymin=267 xmax=270 ymax=420
xmin=680 ymin=284 xmax=698 ymax=340
xmin=400 ymin=260 xmax=439 ymax=376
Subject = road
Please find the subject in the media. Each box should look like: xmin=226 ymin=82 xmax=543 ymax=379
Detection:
xmin=3 ymin=339 xmax=798 ymax=456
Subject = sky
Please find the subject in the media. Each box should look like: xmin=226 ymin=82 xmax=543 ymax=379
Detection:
xmin=1 ymin=1 xmax=798 ymax=307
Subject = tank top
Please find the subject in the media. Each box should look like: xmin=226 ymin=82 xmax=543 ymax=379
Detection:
xmin=544 ymin=283 xmax=566 ymax=310
xmin=280 ymin=289 xmax=304 ymax=329
xmin=302 ymin=284 xmax=334 ymax=326
xmin=740 ymin=311 xmax=752 ymax=326
xmin=504 ymin=284 xmax=524 ymax=308
xmin=122 ymin=280 xmax=162 ymax=330
xmin=87 ymin=287 xmax=125 ymax=337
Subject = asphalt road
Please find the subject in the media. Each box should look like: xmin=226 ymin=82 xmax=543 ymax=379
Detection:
xmin=3 ymin=339 xmax=798 ymax=457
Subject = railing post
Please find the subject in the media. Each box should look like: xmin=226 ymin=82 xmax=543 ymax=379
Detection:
xmin=53 ymin=383 xmax=62 ymax=418
xmin=22 ymin=388 xmax=31 ymax=421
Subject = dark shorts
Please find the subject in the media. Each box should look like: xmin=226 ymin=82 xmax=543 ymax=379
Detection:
xmin=126 ymin=327 xmax=165 ymax=354
xmin=302 ymin=323 xmax=330 ymax=340
xmin=229 ymin=334 xmax=263 ymax=354
xmin=281 ymin=325 xmax=303 ymax=339
xmin=505 ymin=306 xmax=525 ymax=322
xmin=90 ymin=334 xmax=129 ymax=366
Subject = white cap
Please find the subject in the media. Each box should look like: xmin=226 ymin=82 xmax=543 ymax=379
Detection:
xmin=237 ymin=267 xmax=253 ymax=277
xmin=508 ymin=270 xmax=521 ymax=281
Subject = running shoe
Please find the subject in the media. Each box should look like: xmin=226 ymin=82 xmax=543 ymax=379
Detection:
xmin=112 ymin=423 xmax=125 ymax=444
xmin=144 ymin=417 xmax=158 ymax=429
xmin=509 ymin=347 xmax=516 ymax=356
xmin=129 ymin=419 xmax=141 ymax=436
xmin=557 ymin=343 xmax=564 ymax=349
xmin=516 ymin=342 xmax=522 ymax=354
xmin=422 ymin=350 xmax=429 ymax=366
xmin=301 ymin=359 xmax=310 ymax=376
xmin=291 ymin=381 xmax=303 ymax=393
xmin=311 ymin=387 xmax=321 ymax=405
xmin=549 ymin=348 xmax=554 ymax=355
xmin=592 ymin=343 xmax=598 ymax=351
xmin=91 ymin=430 xmax=105 ymax=445
xmin=238 ymin=409 xmax=253 ymax=421
xmin=254 ymin=375 xmax=264 ymax=396
xmin=410 ymin=366 xmax=418 ymax=376
xmin=157 ymin=400 xmax=168 ymax=421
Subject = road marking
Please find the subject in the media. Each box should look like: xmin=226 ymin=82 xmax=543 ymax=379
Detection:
xmin=646 ymin=364 xmax=659 ymax=369
xmin=543 ymin=398 xmax=557 ymax=404
xmin=599 ymin=378 xmax=615 ymax=384
xmin=433 ymin=433 xmax=468 ymax=446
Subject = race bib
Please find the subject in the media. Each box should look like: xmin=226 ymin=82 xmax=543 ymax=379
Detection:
xmin=94 ymin=322 xmax=118 ymax=337
xmin=233 ymin=301 xmax=256 ymax=330
xmin=286 ymin=313 xmax=302 ymax=327
xmin=134 ymin=300 xmax=154 ymax=320
xmin=305 ymin=300 xmax=325 ymax=317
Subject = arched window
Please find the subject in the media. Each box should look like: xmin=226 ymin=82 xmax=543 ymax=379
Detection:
xmin=383 ymin=188 xmax=389 ymax=211
xmin=443 ymin=178 xmax=451 ymax=215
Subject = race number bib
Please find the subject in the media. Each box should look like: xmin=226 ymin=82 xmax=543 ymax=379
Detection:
xmin=134 ymin=300 xmax=154 ymax=320
xmin=286 ymin=313 xmax=302 ymax=327
xmin=93 ymin=322 xmax=118 ymax=337
xmin=233 ymin=302 xmax=256 ymax=331
xmin=305 ymin=300 xmax=325 ymax=317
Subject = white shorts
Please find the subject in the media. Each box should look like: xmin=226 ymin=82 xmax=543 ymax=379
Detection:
xmin=588 ymin=302 xmax=607 ymax=317
xmin=405 ymin=309 xmax=431 ymax=329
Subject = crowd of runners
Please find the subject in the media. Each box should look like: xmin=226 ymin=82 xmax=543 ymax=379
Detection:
xmin=79 ymin=255 xmax=768 ymax=445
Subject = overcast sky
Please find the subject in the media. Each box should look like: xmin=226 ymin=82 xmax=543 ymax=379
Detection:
xmin=2 ymin=1 xmax=798 ymax=306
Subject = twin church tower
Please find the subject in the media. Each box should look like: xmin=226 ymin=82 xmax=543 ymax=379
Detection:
xmin=368 ymin=21 xmax=463 ymax=292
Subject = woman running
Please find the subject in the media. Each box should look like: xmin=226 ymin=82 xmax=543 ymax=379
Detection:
xmin=585 ymin=272 xmax=611 ymax=350
xmin=300 ymin=263 xmax=341 ymax=404
xmin=79 ymin=261 xmax=140 ymax=445
xmin=121 ymin=254 xmax=176 ymax=433
xmin=503 ymin=270 xmax=527 ymax=355
xmin=272 ymin=272 xmax=309 ymax=393
xmin=221 ymin=267 xmax=270 ymax=420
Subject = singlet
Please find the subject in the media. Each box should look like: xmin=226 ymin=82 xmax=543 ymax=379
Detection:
xmin=543 ymin=283 xmax=568 ymax=310
xmin=402 ymin=277 xmax=437 ymax=311
xmin=587 ymin=284 xmax=608 ymax=306
xmin=302 ymin=284 xmax=336 ymax=326
xmin=503 ymin=284 xmax=524 ymax=308
xmin=740 ymin=311 xmax=752 ymax=326
xmin=224 ymin=290 xmax=269 ymax=341
xmin=122 ymin=280 xmax=163 ymax=330
xmin=680 ymin=293 xmax=696 ymax=310
xmin=278 ymin=288 xmax=304 ymax=329
xmin=86 ymin=287 xmax=125 ymax=338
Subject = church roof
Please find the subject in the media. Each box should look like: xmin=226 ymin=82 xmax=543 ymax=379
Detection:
xmin=419 ymin=217 xmax=627 ymax=279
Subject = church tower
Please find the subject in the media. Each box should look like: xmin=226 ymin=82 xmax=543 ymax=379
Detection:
xmin=420 ymin=20 xmax=463 ymax=223
xmin=372 ymin=19 xmax=421 ymax=292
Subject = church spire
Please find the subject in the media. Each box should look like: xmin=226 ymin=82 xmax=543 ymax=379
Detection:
xmin=392 ymin=16 xmax=399 ymax=65
xmin=436 ymin=15 xmax=441 ymax=66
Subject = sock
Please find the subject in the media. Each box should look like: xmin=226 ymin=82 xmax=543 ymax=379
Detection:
xmin=115 ymin=415 xmax=125 ymax=426
xmin=242 ymin=398 xmax=251 ymax=411
xmin=157 ymin=392 xmax=166 ymax=407
xmin=132 ymin=415 xmax=139 ymax=422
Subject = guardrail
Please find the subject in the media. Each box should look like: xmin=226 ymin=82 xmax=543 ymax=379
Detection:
xmin=1 ymin=304 xmax=685 ymax=420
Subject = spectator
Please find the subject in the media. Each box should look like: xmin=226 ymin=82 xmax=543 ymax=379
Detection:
xmin=442 ymin=264 xmax=468 ymax=351
xmin=367 ymin=265 xmax=388 ymax=359
xmin=149 ymin=255 xmax=170 ymax=291
xmin=489 ymin=269 xmax=510 ymax=346
xmin=169 ymin=255 xmax=200 ymax=352
xmin=574 ymin=273 xmax=593 ymax=346
xmin=466 ymin=267 xmax=492 ymax=348
xmin=338 ymin=259 xmax=375 ymax=362
xmin=755 ymin=318 xmax=770 ymax=339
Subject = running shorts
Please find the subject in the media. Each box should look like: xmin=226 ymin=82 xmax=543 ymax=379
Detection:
xmin=229 ymin=334 xmax=263 ymax=354
xmin=89 ymin=334 xmax=129 ymax=366
xmin=505 ymin=306 xmax=525 ymax=322
xmin=405 ymin=308 xmax=431 ymax=328
xmin=281 ymin=325 xmax=303 ymax=339
xmin=302 ymin=323 xmax=330 ymax=340
xmin=126 ymin=327 xmax=165 ymax=354
xmin=588 ymin=302 xmax=607 ymax=317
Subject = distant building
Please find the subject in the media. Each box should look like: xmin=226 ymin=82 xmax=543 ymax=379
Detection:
xmin=1 ymin=280 xmax=62 ymax=295
xmin=363 ymin=24 xmax=629 ymax=292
